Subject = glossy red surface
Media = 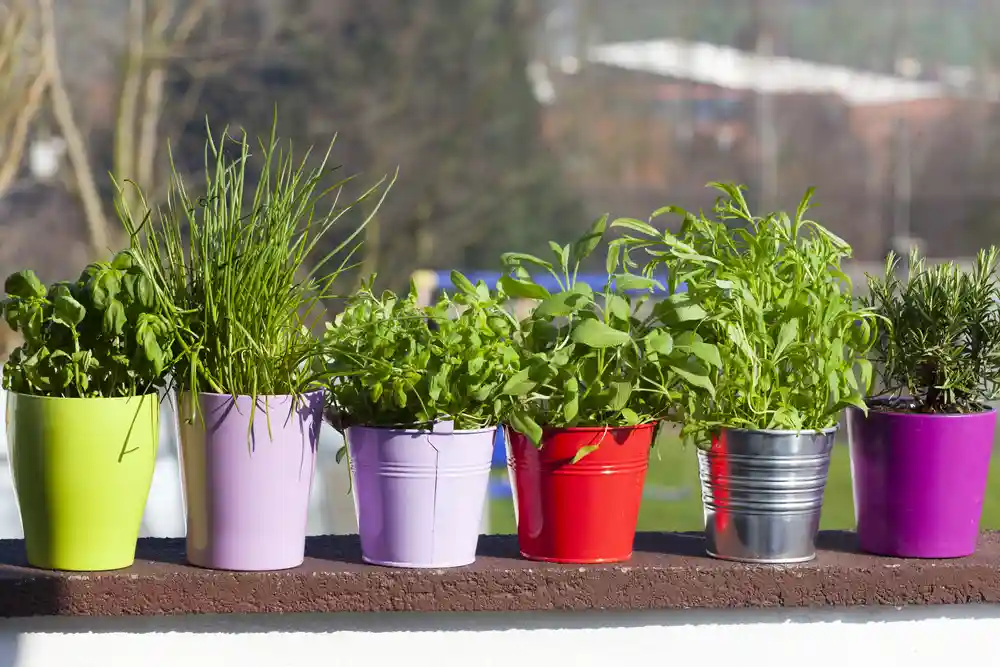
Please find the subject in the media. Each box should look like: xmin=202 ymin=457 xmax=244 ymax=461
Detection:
xmin=507 ymin=423 xmax=654 ymax=563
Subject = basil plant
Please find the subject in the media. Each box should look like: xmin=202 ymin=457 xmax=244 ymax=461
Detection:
xmin=499 ymin=215 xmax=719 ymax=459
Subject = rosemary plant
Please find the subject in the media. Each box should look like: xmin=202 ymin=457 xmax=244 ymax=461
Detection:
xmin=864 ymin=247 xmax=1000 ymax=413
xmin=117 ymin=120 xmax=393 ymax=421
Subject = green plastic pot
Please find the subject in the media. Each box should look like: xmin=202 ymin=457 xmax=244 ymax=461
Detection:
xmin=7 ymin=392 xmax=159 ymax=571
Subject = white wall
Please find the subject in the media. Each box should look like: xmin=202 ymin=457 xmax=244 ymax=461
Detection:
xmin=1 ymin=605 xmax=998 ymax=667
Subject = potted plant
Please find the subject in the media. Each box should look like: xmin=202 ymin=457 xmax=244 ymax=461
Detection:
xmin=2 ymin=253 xmax=172 ymax=570
xmin=120 ymin=122 xmax=392 ymax=571
xmin=847 ymin=248 xmax=1000 ymax=558
xmin=501 ymin=217 xmax=717 ymax=563
xmin=616 ymin=183 xmax=879 ymax=563
xmin=323 ymin=273 xmax=523 ymax=568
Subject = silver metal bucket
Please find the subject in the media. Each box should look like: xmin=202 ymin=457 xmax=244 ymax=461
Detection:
xmin=698 ymin=427 xmax=835 ymax=563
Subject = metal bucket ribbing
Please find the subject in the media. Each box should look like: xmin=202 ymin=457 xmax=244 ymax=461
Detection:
xmin=698 ymin=427 xmax=835 ymax=564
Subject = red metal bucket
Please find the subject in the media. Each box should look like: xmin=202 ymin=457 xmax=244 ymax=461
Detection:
xmin=506 ymin=423 xmax=654 ymax=563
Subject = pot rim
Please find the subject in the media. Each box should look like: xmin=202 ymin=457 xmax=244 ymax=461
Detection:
xmin=347 ymin=424 xmax=497 ymax=436
xmin=512 ymin=422 xmax=658 ymax=434
xmin=716 ymin=425 xmax=838 ymax=436
xmin=7 ymin=390 xmax=160 ymax=402
xmin=179 ymin=389 xmax=325 ymax=399
xmin=851 ymin=401 xmax=997 ymax=419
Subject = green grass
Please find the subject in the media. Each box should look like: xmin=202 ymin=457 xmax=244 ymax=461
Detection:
xmin=488 ymin=429 xmax=1000 ymax=534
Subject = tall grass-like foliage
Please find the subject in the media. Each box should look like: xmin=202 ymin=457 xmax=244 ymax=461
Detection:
xmin=864 ymin=247 xmax=1000 ymax=413
xmin=117 ymin=121 xmax=393 ymax=420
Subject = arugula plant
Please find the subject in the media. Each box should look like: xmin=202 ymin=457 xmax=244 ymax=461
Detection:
xmin=499 ymin=216 xmax=719 ymax=456
xmin=117 ymin=119 xmax=393 ymax=423
xmin=2 ymin=250 xmax=174 ymax=397
xmin=323 ymin=272 xmax=523 ymax=433
xmin=863 ymin=247 xmax=1000 ymax=413
xmin=615 ymin=183 xmax=879 ymax=446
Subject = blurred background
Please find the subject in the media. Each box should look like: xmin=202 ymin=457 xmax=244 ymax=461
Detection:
xmin=1 ymin=0 xmax=999 ymax=539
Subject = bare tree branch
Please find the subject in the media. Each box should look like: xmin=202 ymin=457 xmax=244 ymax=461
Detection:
xmin=38 ymin=0 xmax=110 ymax=255
xmin=0 ymin=0 xmax=47 ymax=198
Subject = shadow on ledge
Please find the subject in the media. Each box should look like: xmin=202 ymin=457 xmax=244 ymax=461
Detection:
xmin=299 ymin=531 xmax=867 ymax=565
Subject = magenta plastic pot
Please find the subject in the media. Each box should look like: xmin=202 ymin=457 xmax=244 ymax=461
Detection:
xmin=847 ymin=405 xmax=996 ymax=558
xmin=346 ymin=421 xmax=494 ymax=568
xmin=179 ymin=391 xmax=323 ymax=571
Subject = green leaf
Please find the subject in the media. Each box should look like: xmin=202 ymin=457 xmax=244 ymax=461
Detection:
xmin=669 ymin=357 xmax=716 ymax=398
xmin=621 ymin=407 xmax=641 ymax=425
xmin=610 ymin=217 xmax=658 ymax=237
xmin=854 ymin=358 xmax=873 ymax=396
xmin=53 ymin=294 xmax=86 ymax=328
xmin=606 ymin=294 xmax=631 ymax=321
xmin=570 ymin=213 xmax=608 ymax=266
xmin=535 ymin=291 xmax=590 ymax=317
xmin=606 ymin=239 xmax=623 ymax=275
xmin=111 ymin=250 xmax=136 ymax=270
xmin=645 ymin=330 xmax=674 ymax=356
xmin=136 ymin=275 xmax=154 ymax=308
xmin=570 ymin=443 xmax=600 ymax=464
xmin=570 ymin=319 xmax=631 ymax=348
xmin=502 ymin=368 xmax=536 ymax=396
xmin=499 ymin=275 xmax=550 ymax=300
xmin=656 ymin=293 xmax=708 ymax=326
xmin=773 ymin=318 xmax=799 ymax=360
xmin=548 ymin=241 xmax=570 ymax=274
xmin=613 ymin=273 xmax=662 ymax=292
xmin=501 ymin=252 xmax=553 ymax=274
xmin=5 ymin=270 xmax=45 ymax=299
xmin=562 ymin=390 xmax=579 ymax=423
xmin=510 ymin=410 xmax=543 ymax=446
xmin=450 ymin=271 xmax=479 ymax=299
xmin=677 ymin=340 xmax=722 ymax=369
xmin=103 ymin=299 xmax=127 ymax=335
xmin=607 ymin=381 xmax=632 ymax=411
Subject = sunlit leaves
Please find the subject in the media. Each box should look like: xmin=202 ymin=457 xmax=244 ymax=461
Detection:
xmin=1 ymin=250 xmax=175 ymax=398
xmin=570 ymin=319 xmax=631 ymax=348
xmin=615 ymin=182 xmax=878 ymax=445
xmin=864 ymin=247 xmax=1000 ymax=413
xmin=323 ymin=274 xmax=524 ymax=431
xmin=500 ymin=219 xmax=717 ymax=448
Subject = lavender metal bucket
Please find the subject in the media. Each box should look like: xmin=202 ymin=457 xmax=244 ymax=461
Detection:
xmin=346 ymin=421 xmax=494 ymax=568
xmin=179 ymin=391 xmax=323 ymax=571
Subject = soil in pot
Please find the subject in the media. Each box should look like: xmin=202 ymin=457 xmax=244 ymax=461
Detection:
xmin=179 ymin=391 xmax=323 ymax=571
xmin=347 ymin=424 xmax=494 ymax=568
xmin=8 ymin=392 xmax=159 ymax=571
xmin=847 ymin=402 xmax=995 ymax=558
xmin=506 ymin=423 xmax=654 ymax=564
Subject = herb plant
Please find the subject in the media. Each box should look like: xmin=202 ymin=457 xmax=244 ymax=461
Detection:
xmin=863 ymin=247 xmax=1000 ymax=413
xmin=615 ymin=183 xmax=879 ymax=446
xmin=117 ymin=121 xmax=393 ymax=419
xmin=500 ymin=216 xmax=718 ymax=455
xmin=323 ymin=272 xmax=523 ymax=431
xmin=2 ymin=250 xmax=173 ymax=397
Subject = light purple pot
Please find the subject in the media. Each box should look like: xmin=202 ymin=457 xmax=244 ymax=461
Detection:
xmin=179 ymin=391 xmax=322 ymax=571
xmin=346 ymin=422 xmax=494 ymax=568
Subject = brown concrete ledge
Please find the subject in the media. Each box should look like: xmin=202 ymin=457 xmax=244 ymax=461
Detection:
xmin=1 ymin=531 xmax=1000 ymax=617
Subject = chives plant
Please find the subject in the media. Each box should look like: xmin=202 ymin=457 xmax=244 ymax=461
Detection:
xmin=116 ymin=120 xmax=393 ymax=421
